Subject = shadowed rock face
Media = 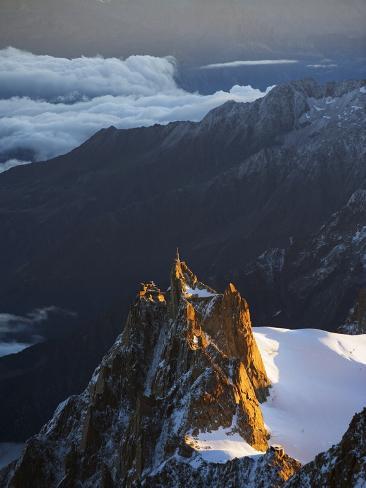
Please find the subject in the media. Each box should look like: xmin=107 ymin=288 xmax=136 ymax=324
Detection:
xmin=1 ymin=79 xmax=365 ymax=328
xmin=242 ymin=188 xmax=366 ymax=332
xmin=0 ymin=259 xmax=299 ymax=488
xmin=285 ymin=408 xmax=366 ymax=488
xmin=146 ymin=446 xmax=301 ymax=488
xmin=339 ymin=288 xmax=366 ymax=334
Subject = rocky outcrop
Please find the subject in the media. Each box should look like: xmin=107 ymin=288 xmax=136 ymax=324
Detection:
xmin=146 ymin=446 xmax=301 ymax=488
xmin=0 ymin=258 xmax=296 ymax=487
xmin=338 ymin=288 xmax=366 ymax=335
xmin=285 ymin=408 xmax=366 ymax=487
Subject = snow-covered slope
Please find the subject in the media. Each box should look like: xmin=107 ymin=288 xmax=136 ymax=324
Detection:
xmin=254 ymin=327 xmax=366 ymax=463
xmin=186 ymin=423 xmax=265 ymax=464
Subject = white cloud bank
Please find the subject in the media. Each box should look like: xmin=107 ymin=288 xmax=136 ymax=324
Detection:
xmin=0 ymin=48 xmax=272 ymax=168
xmin=200 ymin=59 xmax=298 ymax=69
xmin=307 ymin=64 xmax=338 ymax=69
xmin=0 ymin=306 xmax=75 ymax=357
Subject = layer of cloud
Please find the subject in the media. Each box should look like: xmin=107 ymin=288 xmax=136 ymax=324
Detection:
xmin=307 ymin=64 xmax=338 ymax=69
xmin=0 ymin=307 xmax=76 ymax=357
xmin=0 ymin=307 xmax=59 ymax=335
xmin=0 ymin=342 xmax=32 ymax=357
xmin=200 ymin=59 xmax=299 ymax=70
xmin=0 ymin=47 xmax=178 ymax=101
xmin=0 ymin=48 xmax=272 ymax=168
xmin=0 ymin=159 xmax=32 ymax=174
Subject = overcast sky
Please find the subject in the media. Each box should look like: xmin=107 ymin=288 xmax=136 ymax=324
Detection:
xmin=1 ymin=0 xmax=365 ymax=63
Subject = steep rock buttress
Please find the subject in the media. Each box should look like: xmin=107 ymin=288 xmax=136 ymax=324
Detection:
xmin=0 ymin=257 xmax=300 ymax=487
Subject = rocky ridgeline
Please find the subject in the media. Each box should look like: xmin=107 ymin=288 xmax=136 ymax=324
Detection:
xmin=0 ymin=256 xmax=302 ymax=487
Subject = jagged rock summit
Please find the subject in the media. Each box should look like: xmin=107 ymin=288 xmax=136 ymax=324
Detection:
xmin=0 ymin=257 xmax=301 ymax=487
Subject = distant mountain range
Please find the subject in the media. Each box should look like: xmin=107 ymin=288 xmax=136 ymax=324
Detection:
xmin=0 ymin=78 xmax=365 ymax=442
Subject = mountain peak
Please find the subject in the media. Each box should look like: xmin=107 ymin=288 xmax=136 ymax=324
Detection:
xmin=0 ymin=258 xmax=287 ymax=487
xmin=169 ymin=254 xmax=216 ymax=316
xmin=227 ymin=282 xmax=238 ymax=294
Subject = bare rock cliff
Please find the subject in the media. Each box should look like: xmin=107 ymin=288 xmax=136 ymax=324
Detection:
xmin=0 ymin=257 xmax=300 ymax=487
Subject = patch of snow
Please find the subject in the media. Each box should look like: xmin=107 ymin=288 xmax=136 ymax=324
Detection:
xmin=171 ymin=406 xmax=186 ymax=434
xmin=201 ymin=296 xmax=219 ymax=319
xmin=352 ymin=226 xmax=366 ymax=244
xmin=184 ymin=286 xmax=216 ymax=298
xmin=89 ymin=365 xmax=101 ymax=386
xmin=186 ymin=427 xmax=264 ymax=463
xmin=254 ymin=327 xmax=366 ymax=463
xmin=360 ymin=86 xmax=366 ymax=94
xmin=354 ymin=477 xmax=366 ymax=488
xmin=42 ymin=398 xmax=71 ymax=436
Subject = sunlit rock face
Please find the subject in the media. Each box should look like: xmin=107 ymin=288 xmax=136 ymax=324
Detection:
xmin=285 ymin=407 xmax=366 ymax=488
xmin=0 ymin=257 xmax=301 ymax=487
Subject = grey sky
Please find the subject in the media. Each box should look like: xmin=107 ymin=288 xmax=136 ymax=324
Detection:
xmin=1 ymin=0 xmax=365 ymax=63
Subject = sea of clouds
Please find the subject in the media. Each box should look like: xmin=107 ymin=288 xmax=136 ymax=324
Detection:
xmin=0 ymin=47 xmax=272 ymax=171
xmin=0 ymin=309 xmax=45 ymax=357
xmin=0 ymin=306 xmax=76 ymax=357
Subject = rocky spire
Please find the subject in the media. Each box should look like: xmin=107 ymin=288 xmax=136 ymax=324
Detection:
xmin=0 ymin=257 xmax=292 ymax=488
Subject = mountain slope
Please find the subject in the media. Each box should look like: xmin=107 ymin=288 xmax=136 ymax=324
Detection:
xmin=0 ymin=258 xmax=302 ymax=487
xmin=0 ymin=78 xmax=365 ymax=443
xmin=0 ymin=79 xmax=365 ymax=328
xmin=2 ymin=259 xmax=365 ymax=486
xmin=242 ymin=187 xmax=366 ymax=331
xmin=254 ymin=327 xmax=366 ymax=463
